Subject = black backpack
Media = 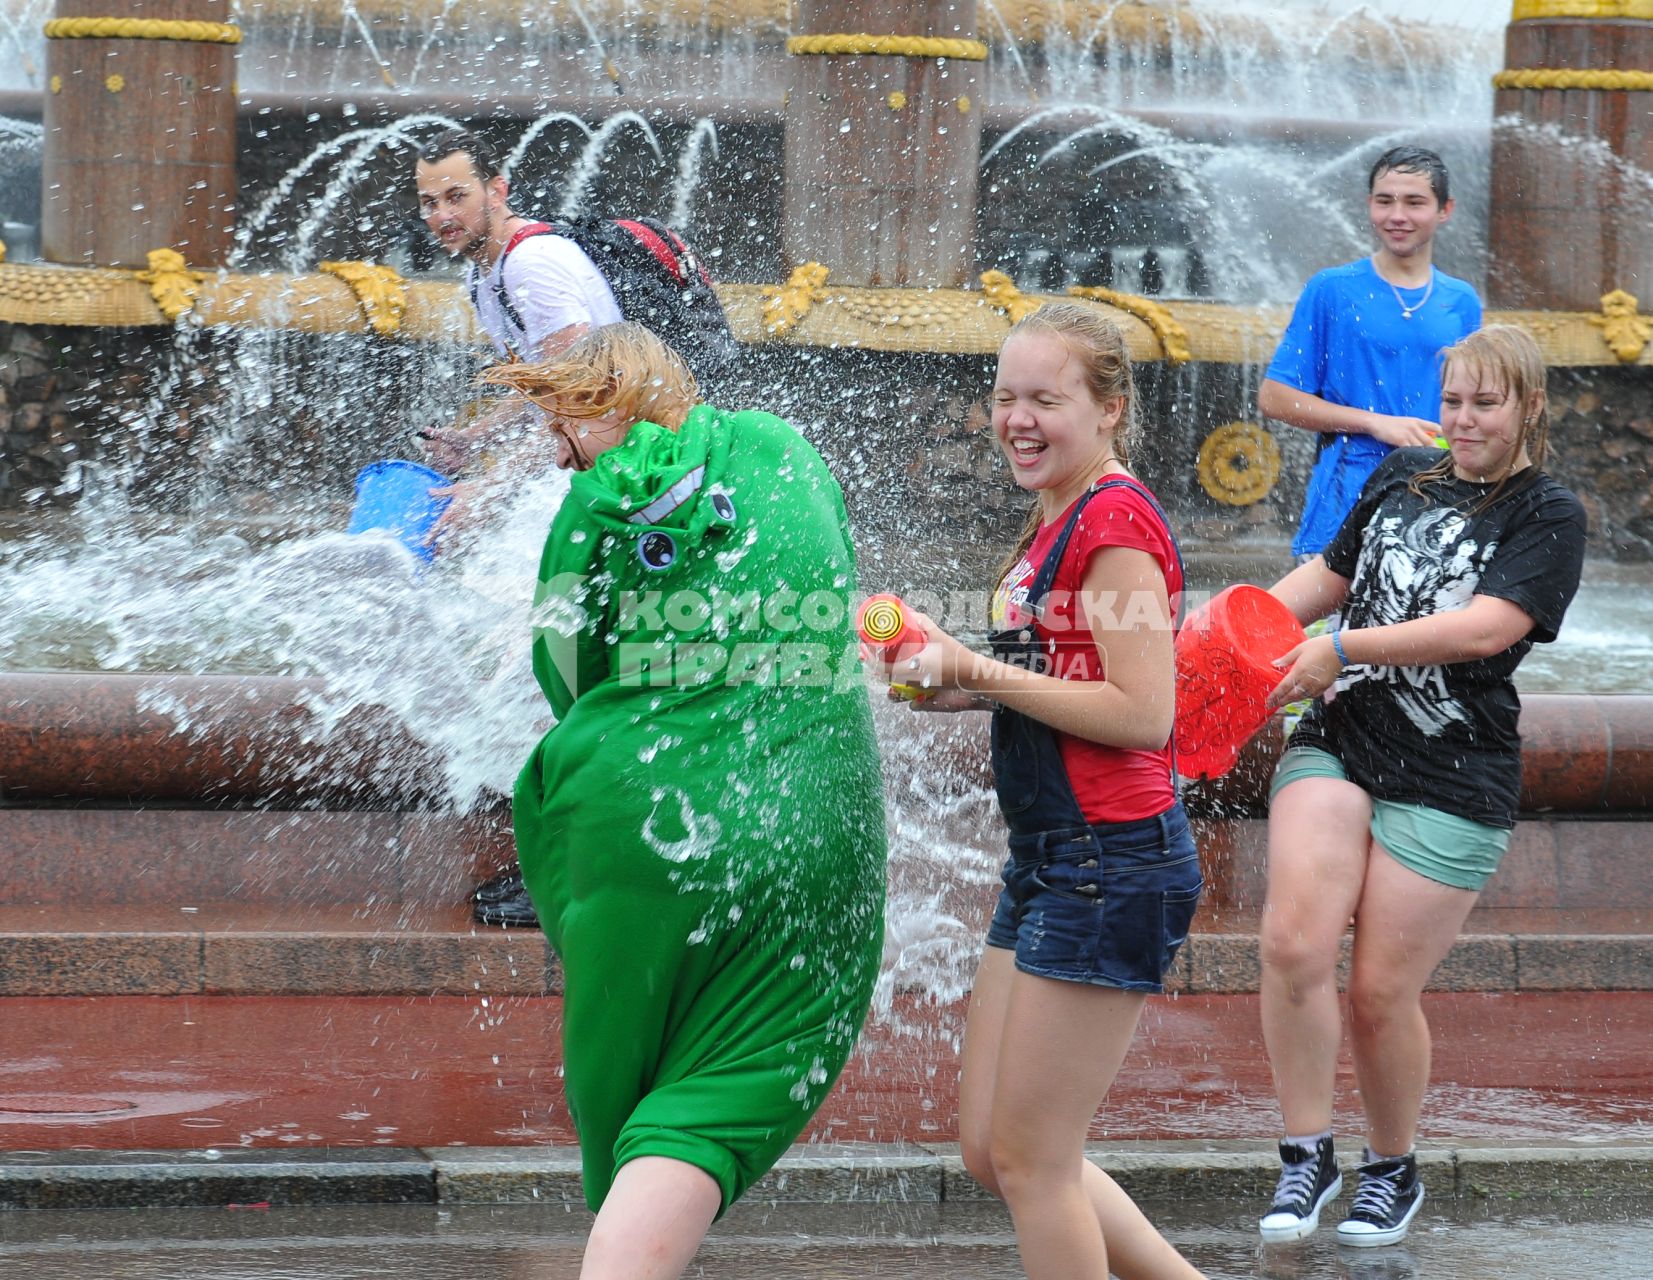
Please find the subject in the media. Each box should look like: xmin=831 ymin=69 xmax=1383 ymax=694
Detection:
xmin=492 ymin=217 xmax=739 ymax=387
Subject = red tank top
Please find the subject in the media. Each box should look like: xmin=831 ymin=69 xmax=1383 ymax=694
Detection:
xmin=991 ymin=482 xmax=1183 ymax=823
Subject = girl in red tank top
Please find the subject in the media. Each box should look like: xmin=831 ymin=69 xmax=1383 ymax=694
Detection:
xmin=866 ymin=303 xmax=1203 ymax=1280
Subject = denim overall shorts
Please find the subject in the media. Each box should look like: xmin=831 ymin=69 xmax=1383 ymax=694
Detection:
xmin=983 ymin=479 xmax=1203 ymax=992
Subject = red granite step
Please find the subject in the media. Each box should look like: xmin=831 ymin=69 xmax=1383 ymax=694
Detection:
xmin=1190 ymin=816 xmax=1653 ymax=916
xmin=0 ymin=903 xmax=554 ymax=997
xmin=4 ymin=805 xmax=1650 ymax=996
xmin=0 ymin=809 xmax=511 ymax=907
xmin=0 ymin=899 xmax=1646 ymax=997
xmin=6 ymin=809 xmax=1649 ymax=914
xmin=1174 ymin=908 xmax=1653 ymax=993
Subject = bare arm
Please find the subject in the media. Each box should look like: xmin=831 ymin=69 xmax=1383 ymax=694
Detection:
xmin=1266 ymin=594 xmax=1539 ymax=710
xmin=1259 ymin=377 xmax=1440 ymax=449
xmin=420 ymin=318 xmax=593 ymax=523
xmin=1342 ymin=596 xmax=1539 ymax=667
xmin=425 ymin=315 xmax=590 ymax=472
xmin=1268 ymin=555 xmax=1351 ymax=627
xmin=887 ymin=545 xmax=1175 ymax=751
xmin=417 ymin=393 xmax=523 ymax=475
xmin=424 ymin=397 xmax=553 ymax=541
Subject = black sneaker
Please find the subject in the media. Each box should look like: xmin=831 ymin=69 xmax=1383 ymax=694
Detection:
xmin=1259 ymin=1135 xmax=1343 ymax=1242
xmin=472 ymin=881 xmax=539 ymax=928
xmin=471 ymin=867 xmax=525 ymax=906
xmin=1337 ymin=1152 xmax=1424 ymax=1247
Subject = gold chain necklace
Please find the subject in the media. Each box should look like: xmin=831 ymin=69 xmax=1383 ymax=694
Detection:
xmin=1384 ymin=267 xmax=1435 ymax=320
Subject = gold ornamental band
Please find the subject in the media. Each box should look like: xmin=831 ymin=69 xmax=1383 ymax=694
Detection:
xmin=43 ymin=18 xmax=243 ymax=44
xmin=1 ymin=258 xmax=1649 ymax=364
xmin=1494 ymin=68 xmax=1653 ymax=90
xmin=785 ymin=34 xmax=988 ymax=60
xmin=1512 ymin=0 xmax=1653 ymax=19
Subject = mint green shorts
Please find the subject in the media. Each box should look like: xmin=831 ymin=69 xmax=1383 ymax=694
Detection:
xmin=1270 ymin=746 xmax=1510 ymax=891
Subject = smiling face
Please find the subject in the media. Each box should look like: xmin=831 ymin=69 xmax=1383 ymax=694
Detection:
xmin=992 ymin=330 xmax=1124 ymax=514
xmin=1439 ymin=363 xmax=1538 ymax=482
xmin=415 ymin=151 xmax=507 ymax=263
xmin=1368 ymin=167 xmax=1453 ymax=262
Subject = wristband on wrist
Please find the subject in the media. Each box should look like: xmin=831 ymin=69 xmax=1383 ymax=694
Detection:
xmin=1331 ymin=630 xmax=1349 ymax=667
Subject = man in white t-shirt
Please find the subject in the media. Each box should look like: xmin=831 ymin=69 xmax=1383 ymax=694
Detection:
xmin=413 ymin=129 xmax=626 ymax=928
xmin=413 ymin=128 xmax=626 ymax=517
xmin=417 ymin=128 xmax=623 ymax=361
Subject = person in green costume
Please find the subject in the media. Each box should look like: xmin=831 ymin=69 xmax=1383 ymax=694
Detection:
xmin=482 ymin=323 xmax=886 ymax=1280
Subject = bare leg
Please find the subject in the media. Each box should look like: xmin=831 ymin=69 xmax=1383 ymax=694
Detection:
xmin=1347 ymin=846 xmax=1480 ymax=1156
xmin=1260 ymin=777 xmax=1371 ymax=1134
xmin=962 ymin=948 xmax=1202 ymax=1279
xmin=957 ymin=945 xmax=1015 ymax=1197
xmin=992 ymin=971 xmax=1202 ymax=1279
xmin=579 ymin=1156 xmax=721 ymax=1280
xmin=1078 ymin=1159 xmax=1205 ymax=1280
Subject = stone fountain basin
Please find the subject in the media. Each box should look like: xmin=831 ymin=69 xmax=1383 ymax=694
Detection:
xmin=1 ymin=672 xmax=1650 ymax=815
xmin=0 ymin=672 xmax=449 ymax=809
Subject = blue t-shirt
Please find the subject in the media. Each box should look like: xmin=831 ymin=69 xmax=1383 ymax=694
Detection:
xmin=1266 ymin=257 xmax=1481 ymax=555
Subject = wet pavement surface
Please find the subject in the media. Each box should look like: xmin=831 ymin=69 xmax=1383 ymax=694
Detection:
xmin=1 ymin=1198 xmax=1650 ymax=1279
xmin=4 ymin=992 xmax=1648 ymax=1150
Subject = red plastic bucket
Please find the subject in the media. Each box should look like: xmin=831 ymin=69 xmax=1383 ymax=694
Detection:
xmin=1173 ymin=584 xmax=1306 ymax=780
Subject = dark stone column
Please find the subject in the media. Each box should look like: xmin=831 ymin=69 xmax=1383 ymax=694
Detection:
xmin=1488 ymin=9 xmax=1653 ymax=309
xmin=40 ymin=0 xmax=238 ymax=268
xmin=781 ymin=0 xmax=983 ymax=287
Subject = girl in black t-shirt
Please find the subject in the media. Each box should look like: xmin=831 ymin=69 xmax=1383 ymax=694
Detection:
xmin=1251 ymin=326 xmax=1586 ymax=1249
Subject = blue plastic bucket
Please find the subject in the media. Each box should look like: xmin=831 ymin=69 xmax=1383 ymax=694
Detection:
xmin=346 ymin=459 xmax=453 ymax=562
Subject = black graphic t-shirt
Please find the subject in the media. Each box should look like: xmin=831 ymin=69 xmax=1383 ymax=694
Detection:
xmin=1291 ymin=448 xmax=1587 ymax=828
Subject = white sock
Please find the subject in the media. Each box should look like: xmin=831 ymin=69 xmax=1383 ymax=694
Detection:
xmin=1285 ymin=1129 xmax=1332 ymax=1151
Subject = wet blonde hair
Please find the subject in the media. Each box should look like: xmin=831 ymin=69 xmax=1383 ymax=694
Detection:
xmin=1409 ymin=323 xmax=1550 ymax=511
xmin=479 ymin=321 xmax=699 ymax=432
xmin=994 ymin=302 xmax=1142 ymax=581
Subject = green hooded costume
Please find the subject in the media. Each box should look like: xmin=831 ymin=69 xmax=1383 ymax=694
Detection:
xmin=514 ymin=404 xmax=886 ymax=1213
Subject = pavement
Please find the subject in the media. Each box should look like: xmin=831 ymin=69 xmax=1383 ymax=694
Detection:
xmin=4 ymin=1137 xmax=1653 ymax=1213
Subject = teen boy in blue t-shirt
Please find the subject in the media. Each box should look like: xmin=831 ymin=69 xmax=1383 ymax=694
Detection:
xmin=1259 ymin=146 xmax=1482 ymax=558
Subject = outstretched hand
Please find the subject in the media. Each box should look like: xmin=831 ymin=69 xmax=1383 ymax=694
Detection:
xmin=862 ymin=608 xmax=985 ymax=711
xmin=1264 ymin=633 xmax=1345 ymax=711
xmin=417 ymin=424 xmax=484 ymax=477
xmin=1368 ymin=414 xmax=1444 ymax=449
xmin=425 ymin=479 xmax=480 ymax=550
xmin=901 ymin=687 xmax=985 ymax=713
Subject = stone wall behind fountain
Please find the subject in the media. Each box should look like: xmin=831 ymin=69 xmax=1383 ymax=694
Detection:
xmin=5 ymin=320 xmax=1651 ymax=562
xmin=0 ymin=321 xmax=471 ymax=523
